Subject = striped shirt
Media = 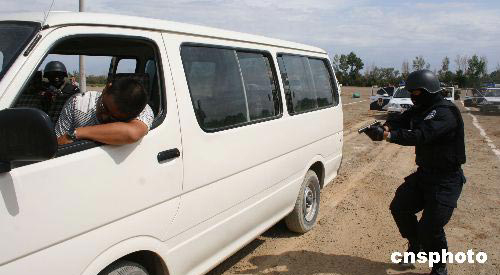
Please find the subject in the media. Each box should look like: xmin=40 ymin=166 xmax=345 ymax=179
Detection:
xmin=55 ymin=91 xmax=154 ymax=138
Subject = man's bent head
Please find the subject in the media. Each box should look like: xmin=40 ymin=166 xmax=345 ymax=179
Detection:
xmin=98 ymin=78 xmax=148 ymax=123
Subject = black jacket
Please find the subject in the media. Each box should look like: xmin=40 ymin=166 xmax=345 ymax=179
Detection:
xmin=385 ymin=97 xmax=466 ymax=171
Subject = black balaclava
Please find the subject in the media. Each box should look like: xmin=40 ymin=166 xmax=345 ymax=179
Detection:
xmin=48 ymin=74 xmax=65 ymax=89
xmin=411 ymin=90 xmax=441 ymax=108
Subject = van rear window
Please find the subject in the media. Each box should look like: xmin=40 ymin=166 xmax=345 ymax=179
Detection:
xmin=277 ymin=54 xmax=338 ymax=114
xmin=181 ymin=45 xmax=281 ymax=131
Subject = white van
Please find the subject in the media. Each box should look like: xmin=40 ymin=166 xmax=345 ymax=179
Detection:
xmin=0 ymin=12 xmax=343 ymax=275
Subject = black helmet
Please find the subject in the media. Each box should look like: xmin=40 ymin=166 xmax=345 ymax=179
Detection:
xmin=405 ymin=69 xmax=441 ymax=94
xmin=44 ymin=61 xmax=68 ymax=77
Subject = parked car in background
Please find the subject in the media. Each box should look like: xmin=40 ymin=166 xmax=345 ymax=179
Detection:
xmin=369 ymin=86 xmax=395 ymax=110
xmin=441 ymin=87 xmax=455 ymax=101
xmin=384 ymin=87 xmax=412 ymax=116
xmin=478 ymin=89 xmax=500 ymax=113
xmin=464 ymin=88 xmax=485 ymax=107
xmin=464 ymin=88 xmax=500 ymax=107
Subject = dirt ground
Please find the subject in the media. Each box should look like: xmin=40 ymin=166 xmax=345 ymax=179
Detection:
xmin=206 ymin=86 xmax=500 ymax=275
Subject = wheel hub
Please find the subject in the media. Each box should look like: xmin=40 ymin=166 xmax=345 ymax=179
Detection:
xmin=303 ymin=185 xmax=317 ymax=222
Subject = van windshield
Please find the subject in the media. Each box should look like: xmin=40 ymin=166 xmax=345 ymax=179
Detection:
xmin=0 ymin=21 xmax=40 ymax=80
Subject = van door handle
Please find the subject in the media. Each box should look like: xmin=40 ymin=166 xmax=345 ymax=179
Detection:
xmin=157 ymin=148 xmax=180 ymax=163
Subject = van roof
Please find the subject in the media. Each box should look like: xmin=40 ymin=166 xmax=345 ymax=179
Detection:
xmin=2 ymin=11 xmax=327 ymax=54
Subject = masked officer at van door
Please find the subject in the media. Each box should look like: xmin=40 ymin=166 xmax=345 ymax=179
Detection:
xmin=15 ymin=61 xmax=80 ymax=123
xmin=363 ymin=70 xmax=466 ymax=275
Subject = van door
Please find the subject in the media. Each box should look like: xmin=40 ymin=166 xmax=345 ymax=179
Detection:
xmin=0 ymin=26 xmax=182 ymax=267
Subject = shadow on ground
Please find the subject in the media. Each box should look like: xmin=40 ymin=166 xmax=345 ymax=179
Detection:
xmin=206 ymin=239 xmax=266 ymax=275
xmin=235 ymin=251 xmax=425 ymax=275
xmin=261 ymin=220 xmax=299 ymax=238
xmin=207 ymin=222 xmax=299 ymax=275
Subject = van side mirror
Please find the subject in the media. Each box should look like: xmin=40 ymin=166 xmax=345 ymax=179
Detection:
xmin=0 ymin=108 xmax=57 ymax=173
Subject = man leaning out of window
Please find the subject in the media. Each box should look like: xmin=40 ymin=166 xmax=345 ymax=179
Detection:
xmin=55 ymin=78 xmax=154 ymax=145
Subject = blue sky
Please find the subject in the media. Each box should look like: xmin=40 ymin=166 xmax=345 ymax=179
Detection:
xmin=2 ymin=0 xmax=499 ymax=75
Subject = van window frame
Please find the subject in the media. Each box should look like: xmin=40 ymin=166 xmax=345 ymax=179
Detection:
xmin=10 ymin=33 xmax=167 ymax=160
xmin=180 ymin=42 xmax=283 ymax=133
xmin=277 ymin=52 xmax=340 ymax=116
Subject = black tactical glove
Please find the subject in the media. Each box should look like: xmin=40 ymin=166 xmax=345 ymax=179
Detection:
xmin=364 ymin=125 xmax=384 ymax=141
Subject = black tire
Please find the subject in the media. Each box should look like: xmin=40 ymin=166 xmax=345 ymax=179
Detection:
xmin=285 ymin=170 xmax=320 ymax=233
xmin=98 ymin=260 xmax=149 ymax=275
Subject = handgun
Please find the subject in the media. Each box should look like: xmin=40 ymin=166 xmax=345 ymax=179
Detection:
xmin=358 ymin=120 xmax=381 ymax=134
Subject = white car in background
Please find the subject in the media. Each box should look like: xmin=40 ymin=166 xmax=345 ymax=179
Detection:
xmin=441 ymin=87 xmax=455 ymax=101
xmin=383 ymin=86 xmax=413 ymax=114
xmin=478 ymin=89 xmax=500 ymax=113
xmin=369 ymin=86 xmax=395 ymax=110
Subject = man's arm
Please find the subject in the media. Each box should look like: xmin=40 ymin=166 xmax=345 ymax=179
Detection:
xmin=75 ymin=119 xmax=149 ymax=145
xmin=55 ymin=96 xmax=76 ymax=145
xmin=388 ymin=107 xmax=457 ymax=146
xmin=70 ymin=104 xmax=154 ymax=145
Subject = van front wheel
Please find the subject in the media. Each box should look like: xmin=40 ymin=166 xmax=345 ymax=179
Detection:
xmin=98 ymin=260 xmax=149 ymax=275
xmin=285 ymin=170 xmax=320 ymax=233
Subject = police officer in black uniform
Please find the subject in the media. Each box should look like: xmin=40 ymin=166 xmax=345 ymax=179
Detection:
xmin=16 ymin=61 xmax=79 ymax=123
xmin=364 ymin=70 xmax=466 ymax=275
xmin=40 ymin=61 xmax=80 ymax=118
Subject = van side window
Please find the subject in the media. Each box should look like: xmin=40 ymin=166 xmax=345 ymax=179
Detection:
xmin=237 ymin=51 xmax=280 ymax=120
xmin=181 ymin=45 xmax=281 ymax=131
xmin=308 ymin=58 xmax=336 ymax=107
xmin=116 ymin=58 xmax=137 ymax=73
xmin=278 ymin=54 xmax=338 ymax=114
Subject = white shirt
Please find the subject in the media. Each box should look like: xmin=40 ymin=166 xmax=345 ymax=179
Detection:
xmin=55 ymin=91 xmax=154 ymax=138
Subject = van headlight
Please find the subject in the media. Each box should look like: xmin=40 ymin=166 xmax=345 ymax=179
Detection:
xmin=481 ymin=101 xmax=492 ymax=105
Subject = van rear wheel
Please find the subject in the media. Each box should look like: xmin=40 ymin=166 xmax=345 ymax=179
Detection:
xmin=98 ymin=260 xmax=149 ymax=275
xmin=285 ymin=170 xmax=320 ymax=233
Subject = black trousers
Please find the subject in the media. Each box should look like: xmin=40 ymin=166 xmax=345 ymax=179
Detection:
xmin=390 ymin=167 xmax=464 ymax=254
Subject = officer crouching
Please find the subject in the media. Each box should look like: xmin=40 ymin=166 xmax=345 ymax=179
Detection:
xmin=363 ymin=70 xmax=466 ymax=275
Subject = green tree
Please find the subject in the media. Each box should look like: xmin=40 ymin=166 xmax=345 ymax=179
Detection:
xmin=466 ymin=55 xmax=487 ymax=88
xmin=438 ymin=56 xmax=454 ymax=85
xmin=363 ymin=66 xmax=400 ymax=87
xmin=412 ymin=55 xmax=430 ymax=71
xmin=380 ymin=67 xmax=400 ymax=86
xmin=454 ymin=70 xmax=467 ymax=88
xmin=490 ymin=65 xmax=500 ymax=84
xmin=363 ymin=65 xmax=382 ymax=87
xmin=337 ymin=52 xmax=364 ymax=86
xmin=331 ymin=54 xmax=344 ymax=84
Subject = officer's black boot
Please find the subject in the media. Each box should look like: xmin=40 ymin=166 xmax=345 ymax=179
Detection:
xmin=429 ymin=264 xmax=447 ymax=275
xmin=398 ymin=239 xmax=420 ymax=268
